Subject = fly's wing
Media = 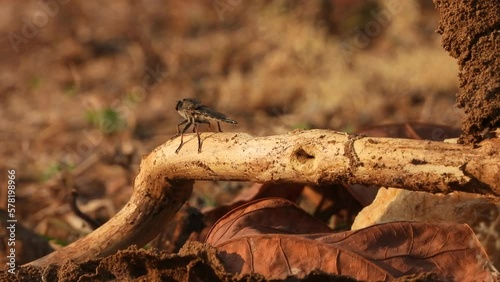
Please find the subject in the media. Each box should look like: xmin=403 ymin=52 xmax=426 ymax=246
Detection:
xmin=195 ymin=105 xmax=237 ymax=124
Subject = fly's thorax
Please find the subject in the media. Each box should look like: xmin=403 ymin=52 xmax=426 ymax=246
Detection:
xmin=177 ymin=110 xmax=188 ymax=119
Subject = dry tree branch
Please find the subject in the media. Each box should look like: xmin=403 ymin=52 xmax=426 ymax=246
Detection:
xmin=27 ymin=130 xmax=500 ymax=267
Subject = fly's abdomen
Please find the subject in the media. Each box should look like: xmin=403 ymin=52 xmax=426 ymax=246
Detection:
xmin=222 ymin=117 xmax=237 ymax=124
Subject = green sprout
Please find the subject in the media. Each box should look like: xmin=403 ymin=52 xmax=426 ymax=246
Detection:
xmin=29 ymin=75 xmax=42 ymax=90
xmin=85 ymin=107 xmax=126 ymax=134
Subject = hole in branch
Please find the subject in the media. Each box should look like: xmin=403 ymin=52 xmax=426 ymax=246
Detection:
xmin=293 ymin=147 xmax=315 ymax=164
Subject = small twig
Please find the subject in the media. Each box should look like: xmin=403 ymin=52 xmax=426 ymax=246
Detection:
xmin=70 ymin=189 xmax=101 ymax=230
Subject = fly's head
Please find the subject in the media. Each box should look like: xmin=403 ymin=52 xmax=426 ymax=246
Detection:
xmin=175 ymin=100 xmax=183 ymax=111
xmin=176 ymin=99 xmax=189 ymax=119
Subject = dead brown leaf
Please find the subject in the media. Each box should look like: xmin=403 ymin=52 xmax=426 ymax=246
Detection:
xmin=203 ymin=182 xmax=304 ymax=221
xmin=206 ymin=198 xmax=333 ymax=244
xmin=192 ymin=183 xmax=304 ymax=242
xmin=151 ymin=183 xmax=304 ymax=251
xmin=206 ymin=198 xmax=493 ymax=281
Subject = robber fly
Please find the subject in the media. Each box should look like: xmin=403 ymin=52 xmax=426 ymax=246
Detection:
xmin=173 ymin=98 xmax=237 ymax=153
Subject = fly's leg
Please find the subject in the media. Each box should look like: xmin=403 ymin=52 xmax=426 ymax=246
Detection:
xmin=217 ymin=121 xmax=223 ymax=132
xmin=171 ymin=119 xmax=188 ymax=139
xmin=175 ymin=122 xmax=192 ymax=154
xmin=193 ymin=123 xmax=202 ymax=153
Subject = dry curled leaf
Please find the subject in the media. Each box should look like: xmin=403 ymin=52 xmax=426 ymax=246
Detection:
xmin=206 ymin=198 xmax=333 ymax=243
xmin=202 ymin=182 xmax=304 ymax=228
xmin=206 ymin=198 xmax=493 ymax=281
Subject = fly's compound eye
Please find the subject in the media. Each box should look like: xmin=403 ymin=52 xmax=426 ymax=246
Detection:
xmin=176 ymin=100 xmax=182 ymax=111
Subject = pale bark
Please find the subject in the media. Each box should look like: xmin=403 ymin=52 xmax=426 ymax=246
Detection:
xmin=27 ymin=130 xmax=500 ymax=266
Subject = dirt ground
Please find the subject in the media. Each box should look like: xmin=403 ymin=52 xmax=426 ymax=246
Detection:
xmin=1 ymin=0 xmax=489 ymax=281
xmin=434 ymin=0 xmax=500 ymax=143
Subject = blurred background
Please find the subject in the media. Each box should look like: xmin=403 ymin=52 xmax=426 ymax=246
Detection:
xmin=0 ymin=0 xmax=462 ymax=261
